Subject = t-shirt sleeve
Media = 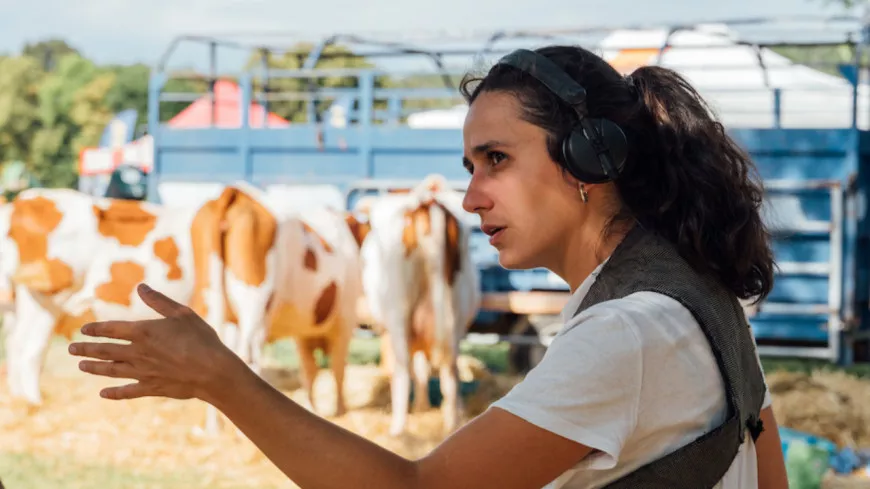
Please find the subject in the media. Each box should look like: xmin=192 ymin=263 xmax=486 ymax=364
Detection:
xmin=489 ymin=307 xmax=643 ymax=471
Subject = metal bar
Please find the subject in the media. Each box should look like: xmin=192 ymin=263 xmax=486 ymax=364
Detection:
xmin=302 ymin=36 xmax=334 ymax=70
xmin=752 ymin=302 xmax=835 ymax=315
xmin=358 ymin=71 xmax=375 ymax=177
xmin=756 ymin=345 xmax=838 ymax=360
xmin=851 ymin=38 xmax=860 ymax=130
xmin=462 ymin=333 xmax=553 ymax=347
xmin=345 ymin=179 xmax=469 ymax=192
xmin=239 ymin=74 xmax=252 ymax=181
xmin=776 ymin=261 xmax=831 ymax=275
xmin=351 ymin=328 xmax=553 ymax=347
xmin=157 ymin=60 xmax=867 ymax=80
xmin=260 ymin=48 xmax=271 ymax=127
xmin=146 ymin=72 xmax=165 ymax=204
xmin=769 ymin=221 xmax=832 ymax=234
xmin=158 ymin=93 xmax=208 ymax=103
xmin=209 ymin=41 xmax=217 ymax=127
xmin=152 ymin=16 xmax=868 ymax=78
xmin=764 ymin=179 xmax=842 ymax=191
xmin=829 ymin=183 xmax=845 ymax=366
xmin=773 ymin=88 xmax=782 ymax=129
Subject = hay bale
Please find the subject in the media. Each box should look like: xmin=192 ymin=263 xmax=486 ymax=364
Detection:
xmin=456 ymin=354 xmax=522 ymax=416
xmin=768 ymin=369 xmax=870 ymax=448
xmin=0 ymin=341 xmax=525 ymax=489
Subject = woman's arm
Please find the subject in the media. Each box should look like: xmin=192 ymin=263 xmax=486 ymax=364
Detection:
xmin=70 ymin=284 xmax=593 ymax=489
xmin=754 ymin=406 xmax=788 ymax=489
xmin=210 ymin=357 xmax=592 ymax=489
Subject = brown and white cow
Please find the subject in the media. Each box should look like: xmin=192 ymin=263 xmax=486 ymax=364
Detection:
xmin=189 ymin=182 xmax=362 ymax=432
xmin=357 ymin=175 xmax=481 ymax=436
xmin=0 ymin=188 xmax=199 ymax=406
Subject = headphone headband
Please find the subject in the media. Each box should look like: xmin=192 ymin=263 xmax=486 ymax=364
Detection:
xmin=496 ymin=49 xmax=587 ymax=111
xmin=492 ymin=48 xmax=629 ymax=184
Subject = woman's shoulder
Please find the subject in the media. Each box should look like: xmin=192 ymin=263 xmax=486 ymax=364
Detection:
xmin=565 ymin=290 xmax=701 ymax=343
xmin=562 ymin=290 xmax=733 ymax=393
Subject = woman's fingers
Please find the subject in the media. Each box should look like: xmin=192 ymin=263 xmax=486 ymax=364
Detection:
xmin=137 ymin=283 xmax=191 ymax=319
xmin=68 ymin=341 xmax=135 ymax=362
xmin=80 ymin=320 xmax=142 ymax=342
xmin=100 ymin=381 xmax=154 ymax=400
xmin=78 ymin=360 xmax=140 ymax=380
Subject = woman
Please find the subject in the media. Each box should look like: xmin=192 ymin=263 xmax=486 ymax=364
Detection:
xmin=68 ymin=44 xmax=789 ymax=488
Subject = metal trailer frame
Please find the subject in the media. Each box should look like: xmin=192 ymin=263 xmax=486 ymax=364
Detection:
xmin=143 ymin=16 xmax=870 ymax=367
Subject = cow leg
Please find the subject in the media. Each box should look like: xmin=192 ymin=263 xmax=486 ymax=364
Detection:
xmin=387 ymin=322 xmax=412 ymax=437
xmin=195 ymin=323 xmax=235 ymax=438
xmin=439 ymin=360 xmax=462 ymax=436
xmin=327 ymin=327 xmax=351 ymax=417
xmin=225 ymin=273 xmax=271 ymax=377
xmin=250 ymin=327 xmax=267 ymax=377
xmin=412 ymin=350 xmax=431 ymax=413
xmin=379 ymin=331 xmax=394 ymax=376
xmin=295 ymin=337 xmax=320 ymax=413
xmin=3 ymin=310 xmax=19 ymax=397
xmin=11 ymin=287 xmax=56 ymax=405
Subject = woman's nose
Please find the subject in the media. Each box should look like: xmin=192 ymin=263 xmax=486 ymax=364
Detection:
xmin=462 ymin=179 xmax=492 ymax=214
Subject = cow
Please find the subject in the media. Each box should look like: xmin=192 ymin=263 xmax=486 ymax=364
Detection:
xmin=0 ymin=188 xmax=200 ymax=407
xmin=189 ymin=182 xmax=363 ymax=433
xmin=0 ymin=188 xmax=105 ymax=405
xmin=356 ymin=174 xmax=481 ymax=437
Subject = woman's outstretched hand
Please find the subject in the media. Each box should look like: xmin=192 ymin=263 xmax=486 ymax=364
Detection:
xmin=68 ymin=283 xmax=242 ymax=402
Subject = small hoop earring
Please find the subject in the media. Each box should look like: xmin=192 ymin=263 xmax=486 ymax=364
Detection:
xmin=579 ymin=185 xmax=589 ymax=203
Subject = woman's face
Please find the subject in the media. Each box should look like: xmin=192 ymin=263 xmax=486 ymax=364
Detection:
xmin=461 ymin=90 xmax=588 ymax=271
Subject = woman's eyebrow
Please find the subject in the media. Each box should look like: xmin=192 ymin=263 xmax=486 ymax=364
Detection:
xmin=471 ymin=140 xmax=510 ymax=155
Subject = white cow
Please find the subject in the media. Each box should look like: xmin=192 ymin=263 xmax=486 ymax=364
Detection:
xmin=0 ymin=188 xmax=199 ymax=406
xmin=358 ymin=174 xmax=481 ymax=436
xmin=192 ymin=182 xmax=363 ymax=432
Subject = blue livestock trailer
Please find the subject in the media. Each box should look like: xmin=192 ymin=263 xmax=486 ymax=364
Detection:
xmin=140 ymin=18 xmax=870 ymax=370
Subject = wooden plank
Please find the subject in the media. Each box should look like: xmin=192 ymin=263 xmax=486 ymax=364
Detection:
xmin=480 ymin=291 xmax=570 ymax=315
xmin=355 ymin=291 xmax=571 ymax=321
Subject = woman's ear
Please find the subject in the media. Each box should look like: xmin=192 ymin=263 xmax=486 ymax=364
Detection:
xmin=557 ymin=166 xmax=583 ymax=190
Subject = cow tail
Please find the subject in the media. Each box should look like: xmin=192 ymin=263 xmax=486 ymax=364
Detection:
xmin=424 ymin=198 xmax=454 ymax=368
xmin=191 ymin=187 xmax=236 ymax=341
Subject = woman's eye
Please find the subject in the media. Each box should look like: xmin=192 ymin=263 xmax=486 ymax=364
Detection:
xmin=488 ymin=151 xmax=507 ymax=165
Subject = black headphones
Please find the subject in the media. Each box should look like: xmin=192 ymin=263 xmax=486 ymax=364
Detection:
xmin=495 ymin=49 xmax=629 ymax=184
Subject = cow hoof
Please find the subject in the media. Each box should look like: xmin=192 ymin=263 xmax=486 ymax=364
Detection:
xmin=388 ymin=423 xmax=405 ymax=438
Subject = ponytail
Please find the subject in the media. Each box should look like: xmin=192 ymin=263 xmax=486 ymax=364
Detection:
xmin=616 ymin=65 xmax=774 ymax=302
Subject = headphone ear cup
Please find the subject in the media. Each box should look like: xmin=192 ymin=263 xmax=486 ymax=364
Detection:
xmin=562 ymin=118 xmax=629 ymax=184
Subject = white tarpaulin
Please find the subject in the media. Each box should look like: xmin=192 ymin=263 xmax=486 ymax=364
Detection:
xmin=407 ymin=23 xmax=870 ymax=130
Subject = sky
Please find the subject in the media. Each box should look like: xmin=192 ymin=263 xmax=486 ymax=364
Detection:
xmin=0 ymin=0 xmax=861 ymax=72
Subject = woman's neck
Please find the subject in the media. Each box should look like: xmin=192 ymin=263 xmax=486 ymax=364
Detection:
xmin=557 ymin=219 xmax=632 ymax=293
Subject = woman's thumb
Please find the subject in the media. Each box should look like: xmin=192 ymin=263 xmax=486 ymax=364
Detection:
xmin=138 ymin=283 xmax=186 ymax=317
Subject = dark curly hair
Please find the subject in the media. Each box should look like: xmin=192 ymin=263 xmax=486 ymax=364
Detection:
xmin=459 ymin=45 xmax=775 ymax=303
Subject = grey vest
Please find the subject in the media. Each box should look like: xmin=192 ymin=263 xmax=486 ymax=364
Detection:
xmin=573 ymin=225 xmax=767 ymax=489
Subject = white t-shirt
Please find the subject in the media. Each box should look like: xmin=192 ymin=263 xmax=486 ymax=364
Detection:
xmin=489 ymin=261 xmax=773 ymax=489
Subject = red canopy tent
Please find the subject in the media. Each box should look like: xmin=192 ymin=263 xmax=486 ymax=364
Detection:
xmin=79 ymin=80 xmax=290 ymax=176
xmin=167 ymin=79 xmax=290 ymax=129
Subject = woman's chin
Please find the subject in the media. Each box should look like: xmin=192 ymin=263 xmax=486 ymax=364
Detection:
xmin=497 ymin=249 xmax=536 ymax=271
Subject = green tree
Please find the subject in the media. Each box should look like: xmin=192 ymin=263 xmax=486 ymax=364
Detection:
xmin=70 ymin=72 xmax=117 ymax=160
xmin=29 ymin=54 xmax=106 ymax=187
xmin=0 ymin=56 xmax=44 ymax=167
xmin=22 ymin=39 xmax=80 ymax=72
xmin=104 ymin=63 xmax=150 ymax=129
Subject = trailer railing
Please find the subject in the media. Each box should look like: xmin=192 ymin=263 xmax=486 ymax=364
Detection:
xmin=144 ymin=17 xmax=870 ymax=363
